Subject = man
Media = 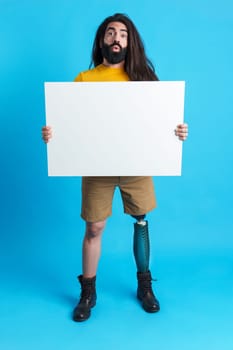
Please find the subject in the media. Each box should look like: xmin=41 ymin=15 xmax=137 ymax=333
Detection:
xmin=42 ymin=13 xmax=188 ymax=322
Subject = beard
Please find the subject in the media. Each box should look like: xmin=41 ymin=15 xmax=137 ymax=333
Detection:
xmin=101 ymin=42 xmax=127 ymax=64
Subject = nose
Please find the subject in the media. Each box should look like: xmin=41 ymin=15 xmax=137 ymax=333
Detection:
xmin=113 ymin=39 xmax=120 ymax=45
xmin=114 ymin=32 xmax=121 ymax=43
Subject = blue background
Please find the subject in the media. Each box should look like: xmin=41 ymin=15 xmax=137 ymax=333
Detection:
xmin=0 ymin=0 xmax=233 ymax=349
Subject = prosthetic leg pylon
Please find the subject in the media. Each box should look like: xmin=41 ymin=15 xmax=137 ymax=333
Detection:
xmin=133 ymin=220 xmax=160 ymax=313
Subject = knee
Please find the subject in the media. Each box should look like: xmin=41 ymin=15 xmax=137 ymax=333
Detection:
xmin=131 ymin=214 xmax=146 ymax=223
xmin=85 ymin=221 xmax=106 ymax=240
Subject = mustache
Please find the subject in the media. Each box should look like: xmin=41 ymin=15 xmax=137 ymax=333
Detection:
xmin=110 ymin=41 xmax=122 ymax=49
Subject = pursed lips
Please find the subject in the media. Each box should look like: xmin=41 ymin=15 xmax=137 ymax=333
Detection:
xmin=111 ymin=43 xmax=122 ymax=52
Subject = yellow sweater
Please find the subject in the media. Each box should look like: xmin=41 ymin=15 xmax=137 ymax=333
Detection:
xmin=74 ymin=64 xmax=129 ymax=82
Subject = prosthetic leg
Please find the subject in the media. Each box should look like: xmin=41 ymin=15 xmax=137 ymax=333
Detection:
xmin=133 ymin=215 xmax=160 ymax=313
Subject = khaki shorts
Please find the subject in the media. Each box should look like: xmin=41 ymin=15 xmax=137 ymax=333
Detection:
xmin=81 ymin=176 xmax=156 ymax=222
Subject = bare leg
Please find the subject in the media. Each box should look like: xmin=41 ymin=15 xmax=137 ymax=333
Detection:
xmin=82 ymin=220 xmax=106 ymax=278
xmin=73 ymin=220 xmax=106 ymax=322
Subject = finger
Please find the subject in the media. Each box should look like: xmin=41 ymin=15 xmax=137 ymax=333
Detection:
xmin=42 ymin=133 xmax=51 ymax=141
xmin=177 ymin=123 xmax=188 ymax=128
xmin=42 ymin=131 xmax=52 ymax=136
xmin=175 ymin=130 xmax=188 ymax=137
xmin=178 ymin=130 xmax=188 ymax=135
xmin=42 ymin=126 xmax=52 ymax=132
xmin=177 ymin=126 xmax=188 ymax=133
xmin=42 ymin=129 xmax=52 ymax=136
xmin=179 ymin=133 xmax=188 ymax=140
xmin=176 ymin=126 xmax=188 ymax=133
xmin=176 ymin=125 xmax=188 ymax=132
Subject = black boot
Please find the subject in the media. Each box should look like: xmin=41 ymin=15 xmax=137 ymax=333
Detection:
xmin=137 ymin=270 xmax=160 ymax=313
xmin=73 ymin=275 xmax=97 ymax=322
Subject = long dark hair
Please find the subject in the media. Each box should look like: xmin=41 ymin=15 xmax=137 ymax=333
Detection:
xmin=90 ymin=13 xmax=159 ymax=81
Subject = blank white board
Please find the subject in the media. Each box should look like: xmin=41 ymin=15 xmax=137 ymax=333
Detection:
xmin=44 ymin=81 xmax=185 ymax=176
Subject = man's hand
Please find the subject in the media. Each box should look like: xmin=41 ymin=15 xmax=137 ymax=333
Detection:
xmin=175 ymin=123 xmax=188 ymax=141
xmin=42 ymin=126 xmax=52 ymax=143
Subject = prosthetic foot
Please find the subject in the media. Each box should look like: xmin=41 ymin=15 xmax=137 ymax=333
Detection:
xmin=137 ymin=270 xmax=160 ymax=313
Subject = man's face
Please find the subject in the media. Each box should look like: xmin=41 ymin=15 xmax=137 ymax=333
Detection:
xmin=102 ymin=21 xmax=128 ymax=64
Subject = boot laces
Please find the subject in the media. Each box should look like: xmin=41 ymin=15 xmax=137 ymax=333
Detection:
xmin=142 ymin=279 xmax=153 ymax=294
xmin=140 ymin=275 xmax=157 ymax=295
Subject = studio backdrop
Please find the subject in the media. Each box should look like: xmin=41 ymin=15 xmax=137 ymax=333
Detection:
xmin=0 ymin=0 xmax=232 ymax=272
